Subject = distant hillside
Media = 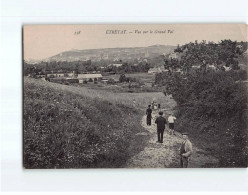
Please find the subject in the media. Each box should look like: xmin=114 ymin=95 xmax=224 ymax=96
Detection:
xmin=44 ymin=45 xmax=176 ymax=62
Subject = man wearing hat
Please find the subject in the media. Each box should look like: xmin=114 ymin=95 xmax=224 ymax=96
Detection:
xmin=179 ymin=132 xmax=193 ymax=168
xmin=155 ymin=111 xmax=167 ymax=143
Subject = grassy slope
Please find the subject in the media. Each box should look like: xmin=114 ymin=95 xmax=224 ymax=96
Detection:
xmin=24 ymin=78 xmax=145 ymax=168
xmin=24 ymin=78 xmax=168 ymax=168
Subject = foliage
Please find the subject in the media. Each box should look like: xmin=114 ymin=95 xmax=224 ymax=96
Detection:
xmin=107 ymin=78 xmax=116 ymax=84
xmin=24 ymin=59 xmax=151 ymax=76
xmin=156 ymin=67 xmax=247 ymax=167
xmin=119 ymin=74 xmax=127 ymax=83
xmin=155 ymin=40 xmax=248 ymax=167
xmin=118 ymin=74 xmax=140 ymax=84
xmin=165 ymin=40 xmax=248 ymax=73
xmin=24 ymin=78 xmax=145 ymax=168
xmin=23 ymin=60 xmax=94 ymax=76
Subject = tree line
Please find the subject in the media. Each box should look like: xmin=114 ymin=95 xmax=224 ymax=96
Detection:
xmin=155 ymin=40 xmax=248 ymax=167
xmin=164 ymin=40 xmax=247 ymax=73
xmin=23 ymin=60 xmax=151 ymax=76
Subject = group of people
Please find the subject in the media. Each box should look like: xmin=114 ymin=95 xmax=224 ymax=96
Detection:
xmin=146 ymin=105 xmax=193 ymax=168
xmin=151 ymin=100 xmax=160 ymax=110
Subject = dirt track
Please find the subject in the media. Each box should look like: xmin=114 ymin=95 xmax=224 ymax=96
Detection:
xmin=125 ymin=110 xmax=219 ymax=168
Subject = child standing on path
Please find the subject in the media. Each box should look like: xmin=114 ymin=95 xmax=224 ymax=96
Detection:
xmin=168 ymin=114 xmax=176 ymax=135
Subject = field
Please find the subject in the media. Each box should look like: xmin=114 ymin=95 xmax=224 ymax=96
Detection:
xmin=104 ymin=72 xmax=155 ymax=83
xmin=81 ymin=72 xmax=163 ymax=93
xmin=29 ymin=77 xmax=168 ymax=109
xmin=23 ymin=77 xmax=170 ymax=168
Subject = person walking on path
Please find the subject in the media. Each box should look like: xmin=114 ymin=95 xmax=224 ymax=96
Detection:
xmin=146 ymin=105 xmax=152 ymax=126
xmin=168 ymin=114 xmax=176 ymax=135
xmin=155 ymin=111 xmax=167 ymax=143
xmin=179 ymin=132 xmax=193 ymax=168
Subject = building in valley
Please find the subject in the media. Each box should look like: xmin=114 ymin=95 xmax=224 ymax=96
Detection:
xmin=77 ymin=74 xmax=103 ymax=83
xmin=148 ymin=66 xmax=166 ymax=74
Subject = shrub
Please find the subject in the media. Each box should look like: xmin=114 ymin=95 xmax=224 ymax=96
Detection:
xmin=157 ymin=70 xmax=248 ymax=167
xmin=119 ymin=74 xmax=126 ymax=82
xmin=23 ymin=78 xmax=144 ymax=168
xmin=107 ymin=78 xmax=115 ymax=84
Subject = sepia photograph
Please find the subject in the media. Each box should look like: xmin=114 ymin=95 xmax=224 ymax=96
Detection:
xmin=23 ymin=24 xmax=248 ymax=169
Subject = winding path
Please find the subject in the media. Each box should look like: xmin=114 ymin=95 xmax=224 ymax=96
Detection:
xmin=125 ymin=110 xmax=219 ymax=168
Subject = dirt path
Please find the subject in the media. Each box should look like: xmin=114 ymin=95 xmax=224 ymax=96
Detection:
xmin=125 ymin=110 xmax=219 ymax=168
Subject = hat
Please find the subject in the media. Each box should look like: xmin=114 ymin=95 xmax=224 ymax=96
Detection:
xmin=182 ymin=132 xmax=189 ymax=135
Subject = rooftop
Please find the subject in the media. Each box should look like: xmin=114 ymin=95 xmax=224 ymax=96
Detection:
xmin=77 ymin=74 xmax=103 ymax=79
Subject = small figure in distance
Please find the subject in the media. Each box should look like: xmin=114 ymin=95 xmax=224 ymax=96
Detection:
xmin=168 ymin=113 xmax=176 ymax=135
xmin=133 ymin=99 xmax=136 ymax=107
xmin=179 ymin=132 xmax=193 ymax=168
xmin=146 ymin=105 xmax=152 ymax=126
xmin=151 ymin=100 xmax=155 ymax=110
xmin=155 ymin=111 xmax=167 ymax=143
xmin=154 ymin=102 xmax=158 ymax=110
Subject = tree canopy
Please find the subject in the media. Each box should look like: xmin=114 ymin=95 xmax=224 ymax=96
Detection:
xmin=165 ymin=40 xmax=247 ymax=73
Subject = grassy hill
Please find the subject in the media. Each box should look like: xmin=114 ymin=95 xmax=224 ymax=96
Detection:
xmin=44 ymin=45 xmax=176 ymax=62
xmin=23 ymin=78 xmax=168 ymax=168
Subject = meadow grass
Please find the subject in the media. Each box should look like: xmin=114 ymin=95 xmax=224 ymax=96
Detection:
xmin=23 ymin=77 xmax=171 ymax=168
xmin=104 ymin=72 xmax=155 ymax=83
xmin=25 ymin=78 xmax=169 ymax=109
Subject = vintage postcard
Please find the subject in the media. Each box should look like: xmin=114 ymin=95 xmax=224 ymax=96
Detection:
xmin=23 ymin=24 xmax=248 ymax=168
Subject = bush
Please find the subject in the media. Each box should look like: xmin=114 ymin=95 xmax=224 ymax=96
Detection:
xmin=119 ymin=74 xmax=126 ymax=82
xmin=107 ymin=78 xmax=115 ymax=84
xmin=157 ymin=70 xmax=248 ymax=167
xmin=24 ymin=78 xmax=143 ymax=168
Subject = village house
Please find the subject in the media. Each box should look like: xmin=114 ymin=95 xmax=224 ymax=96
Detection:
xmin=192 ymin=65 xmax=201 ymax=69
xmin=77 ymin=73 xmax=103 ymax=83
xmin=101 ymin=78 xmax=109 ymax=84
xmin=47 ymin=73 xmax=67 ymax=78
xmin=168 ymin=52 xmax=180 ymax=59
xmin=207 ymin=64 xmax=217 ymax=71
xmin=67 ymin=71 xmax=78 ymax=78
xmin=138 ymin=58 xmax=149 ymax=64
xmin=223 ymin=66 xmax=232 ymax=71
xmin=108 ymin=63 xmax=123 ymax=68
xmin=148 ymin=67 xmax=166 ymax=74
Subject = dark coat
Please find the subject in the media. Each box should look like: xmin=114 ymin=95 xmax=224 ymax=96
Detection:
xmin=146 ymin=108 xmax=152 ymax=118
xmin=155 ymin=116 xmax=167 ymax=131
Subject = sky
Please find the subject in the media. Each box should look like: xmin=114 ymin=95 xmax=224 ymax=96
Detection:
xmin=23 ymin=24 xmax=247 ymax=60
